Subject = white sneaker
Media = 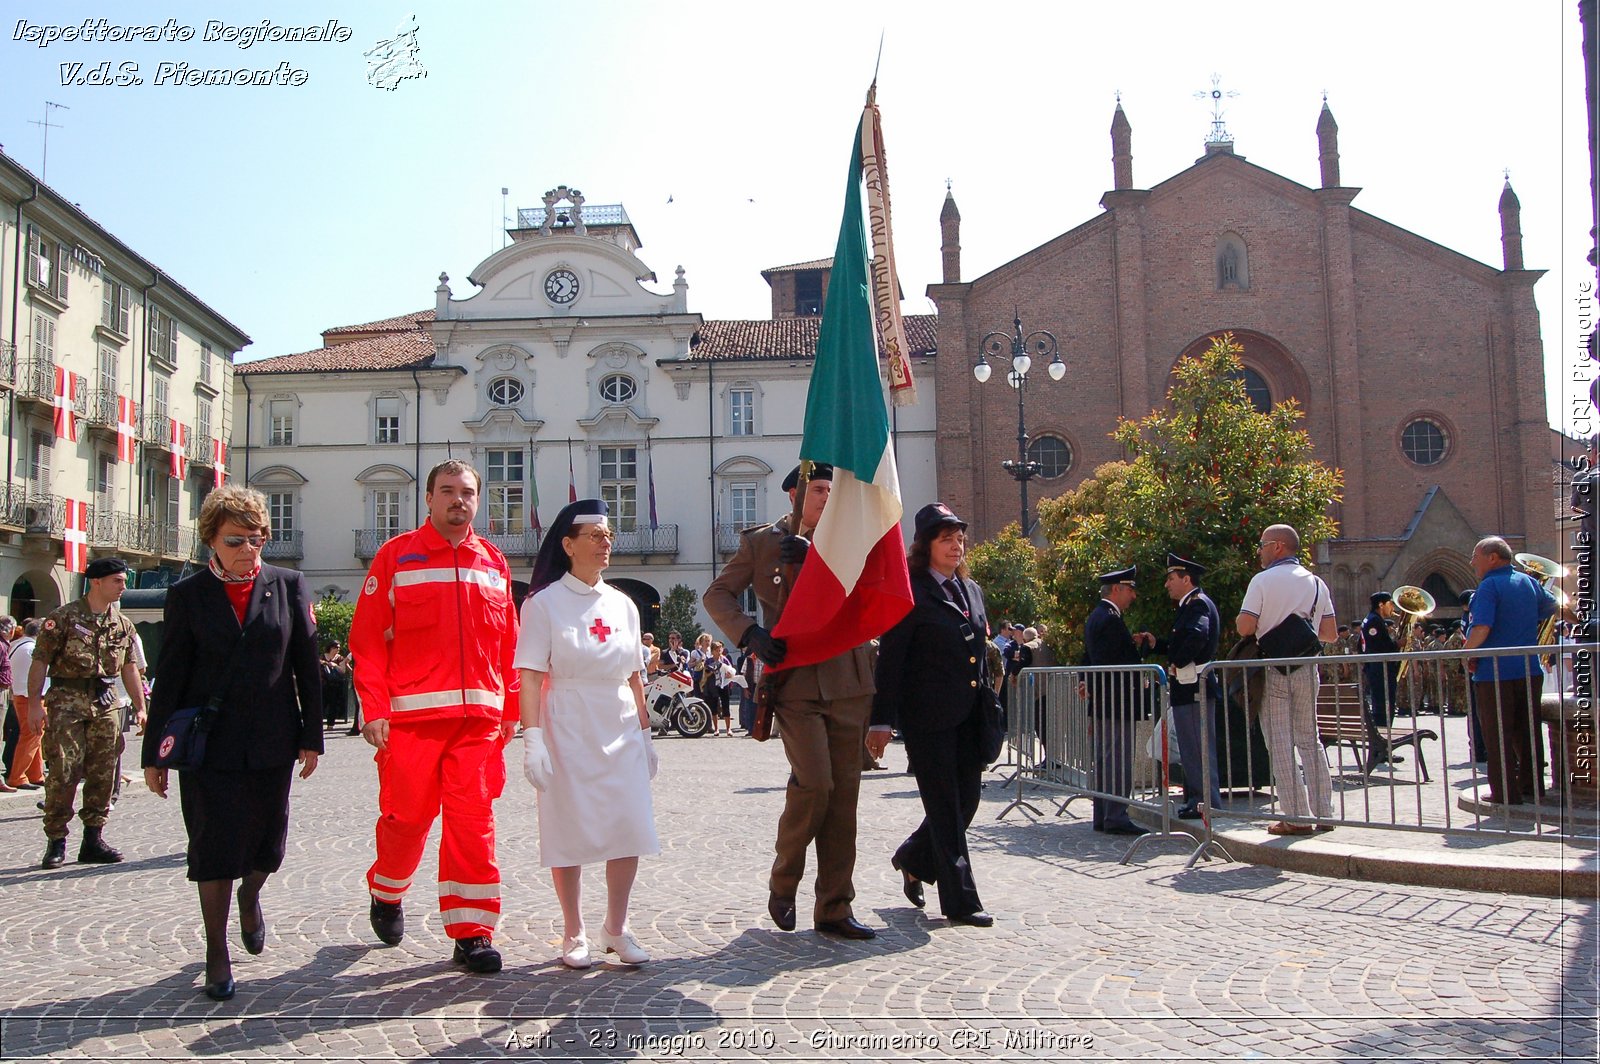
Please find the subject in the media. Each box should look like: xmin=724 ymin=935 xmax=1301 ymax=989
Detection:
xmin=560 ymin=935 xmax=592 ymax=969
xmin=595 ymin=926 xmax=650 ymax=965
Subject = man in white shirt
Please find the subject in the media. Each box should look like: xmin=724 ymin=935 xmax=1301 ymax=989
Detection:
xmin=1236 ymin=524 xmax=1338 ymax=836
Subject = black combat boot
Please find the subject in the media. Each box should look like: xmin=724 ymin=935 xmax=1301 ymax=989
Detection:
xmin=40 ymin=837 xmax=67 ymax=869
xmin=77 ymin=827 xmax=123 ymax=864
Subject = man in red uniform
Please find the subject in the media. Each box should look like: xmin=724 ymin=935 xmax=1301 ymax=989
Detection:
xmin=350 ymin=460 xmax=520 ymax=974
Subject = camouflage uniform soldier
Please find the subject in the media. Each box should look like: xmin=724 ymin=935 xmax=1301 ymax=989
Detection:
xmin=29 ymin=557 xmax=144 ymax=869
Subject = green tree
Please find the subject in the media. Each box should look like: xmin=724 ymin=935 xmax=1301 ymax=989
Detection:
xmin=1036 ymin=333 xmax=1343 ymax=661
xmin=315 ymin=594 xmax=355 ymax=650
xmin=656 ymin=584 xmax=704 ymax=645
xmin=966 ymin=522 xmax=1043 ymax=629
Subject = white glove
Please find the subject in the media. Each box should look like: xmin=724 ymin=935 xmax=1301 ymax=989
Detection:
xmin=523 ymin=728 xmax=554 ymax=792
xmin=639 ymin=727 xmax=659 ymax=780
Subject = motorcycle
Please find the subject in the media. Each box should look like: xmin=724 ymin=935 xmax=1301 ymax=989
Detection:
xmin=644 ymin=670 xmax=712 ymax=738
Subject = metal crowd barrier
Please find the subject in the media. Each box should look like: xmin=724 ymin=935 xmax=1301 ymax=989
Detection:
xmin=1182 ymin=642 xmax=1598 ymax=868
xmin=1000 ymin=664 xmax=1219 ymax=864
xmin=991 ymin=644 xmax=1597 ymax=870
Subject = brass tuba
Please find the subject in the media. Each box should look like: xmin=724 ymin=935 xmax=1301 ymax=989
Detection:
xmin=1513 ymin=552 xmax=1569 ymax=649
xmin=1392 ymin=585 xmax=1436 ymax=680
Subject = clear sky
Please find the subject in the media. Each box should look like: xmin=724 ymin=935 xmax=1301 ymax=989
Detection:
xmin=1 ymin=0 xmax=1591 ymax=433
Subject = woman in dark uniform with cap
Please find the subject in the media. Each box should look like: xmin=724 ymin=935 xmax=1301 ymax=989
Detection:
xmin=867 ymin=503 xmax=995 ymax=927
xmin=143 ymin=486 xmax=323 ymax=1001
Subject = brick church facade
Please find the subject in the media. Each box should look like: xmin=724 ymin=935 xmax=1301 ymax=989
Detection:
xmin=929 ymin=102 xmax=1554 ymax=617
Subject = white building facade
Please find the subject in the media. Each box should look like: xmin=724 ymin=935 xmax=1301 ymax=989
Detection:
xmin=232 ymin=193 xmax=938 ymax=628
xmin=0 ymin=150 xmax=245 ymax=618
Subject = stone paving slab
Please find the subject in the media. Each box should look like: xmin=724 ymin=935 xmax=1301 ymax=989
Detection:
xmin=0 ymin=727 xmax=1593 ymax=1061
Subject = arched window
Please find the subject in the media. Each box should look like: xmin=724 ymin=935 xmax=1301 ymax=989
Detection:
xmin=1027 ymin=435 xmax=1073 ymax=479
xmin=1216 ymin=232 xmax=1250 ymax=290
xmin=487 ymin=377 xmax=524 ymax=406
xmin=1231 ymin=368 xmax=1271 ymax=413
xmin=599 ymin=374 xmax=637 ymax=404
xmin=1401 ymin=418 xmax=1449 ymax=465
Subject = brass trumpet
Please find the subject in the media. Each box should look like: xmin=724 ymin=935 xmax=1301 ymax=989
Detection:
xmin=1392 ymin=584 xmax=1436 ymax=680
xmin=1513 ymin=552 xmax=1569 ymax=649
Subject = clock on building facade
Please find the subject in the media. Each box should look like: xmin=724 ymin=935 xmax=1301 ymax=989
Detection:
xmin=544 ymin=268 xmax=580 ymax=304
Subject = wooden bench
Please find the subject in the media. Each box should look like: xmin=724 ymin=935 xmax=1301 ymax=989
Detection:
xmin=1315 ymin=682 xmax=1439 ymax=782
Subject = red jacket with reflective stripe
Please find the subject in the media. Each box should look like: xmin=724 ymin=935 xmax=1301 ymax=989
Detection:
xmin=349 ymin=522 xmax=520 ymax=725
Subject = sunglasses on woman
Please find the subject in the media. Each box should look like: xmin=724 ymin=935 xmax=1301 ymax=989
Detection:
xmin=221 ymin=534 xmax=268 ymax=549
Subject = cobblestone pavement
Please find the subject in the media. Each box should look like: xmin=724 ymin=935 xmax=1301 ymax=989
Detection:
xmin=0 ymin=726 xmax=1594 ymax=1062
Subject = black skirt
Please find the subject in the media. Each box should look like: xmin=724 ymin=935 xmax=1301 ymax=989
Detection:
xmin=177 ymin=764 xmax=295 ymax=882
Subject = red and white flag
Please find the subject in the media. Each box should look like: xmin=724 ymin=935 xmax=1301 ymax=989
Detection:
xmin=115 ymin=396 xmax=138 ymax=464
xmin=212 ymin=437 xmax=227 ymax=489
xmin=63 ymin=499 xmax=87 ymax=574
xmin=169 ymin=419 xmax=188 ymax=479
xmin=52 ymin=367 xmax=78 ymax=442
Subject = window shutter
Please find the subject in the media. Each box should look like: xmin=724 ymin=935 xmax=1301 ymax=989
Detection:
xmin=119 ymin=286 xmax=131 ymax=334
xmin=54 ymin=242 xmax=68 ymax=301
xmin=25 ymin=226 xmax=42 ymax=287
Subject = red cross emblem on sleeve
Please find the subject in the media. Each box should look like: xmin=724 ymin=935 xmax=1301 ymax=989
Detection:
xmin=588 ymin=618 xmax=611 ymax=643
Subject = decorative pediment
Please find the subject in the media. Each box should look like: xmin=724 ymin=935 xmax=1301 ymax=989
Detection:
xmin=575 ymin=405 xmax=658 ymax=441
xmin=461 ymin=408 xmax=545 ymax=440
xmin=354 ymin=464 xmax=415 ymax=485
xmin=250 ymin=464 xmax=306 ymax=486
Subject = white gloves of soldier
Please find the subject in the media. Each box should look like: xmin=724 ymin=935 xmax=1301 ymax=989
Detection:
xmin=640 ymin=726 xmax=659 ymax=780
xmin=523 ymin=728 xmax=554 ymax=792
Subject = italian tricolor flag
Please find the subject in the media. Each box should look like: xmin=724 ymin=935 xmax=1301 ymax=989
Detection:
xmin=770 ymin=103 xmax=914 ymax=670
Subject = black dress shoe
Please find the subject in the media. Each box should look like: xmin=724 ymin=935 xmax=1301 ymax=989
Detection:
xmin=890 ymin=857 xmax=924 ymax=908
xmin=815 ymin=916 xmax=877 ymax=940
xmin=1105 ymin=824 xmax=1147 ymax=836
xmin=1176 ymin=806 xmax=1204 ymax=821
xmin=370 ymin=898 xmax=405 ymax=946
xmin=238 ymin=889 xmax=265 ymax=956
xmin=767 ymin=893 xmax=796 ymax=932
xmin=203 ymin=977 xmax=236 ymax=1001
xmin=948 ymin=910 xmax=994 ymax=927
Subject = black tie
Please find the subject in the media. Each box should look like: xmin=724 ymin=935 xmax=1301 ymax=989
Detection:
xmin=947 ymin=578 xmax=970 ymax=618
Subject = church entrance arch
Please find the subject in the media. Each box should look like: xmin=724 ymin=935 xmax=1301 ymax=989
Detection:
xmin=608 ymin=578 xmax=661 ymax=636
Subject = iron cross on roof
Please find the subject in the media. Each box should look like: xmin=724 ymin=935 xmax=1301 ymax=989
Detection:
xmin=1194 ymin=73 xmax=1239 ymax=144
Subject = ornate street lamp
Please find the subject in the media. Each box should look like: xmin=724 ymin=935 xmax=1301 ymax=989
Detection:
xmin=973 ymin=311 xmax=1064 ymax=532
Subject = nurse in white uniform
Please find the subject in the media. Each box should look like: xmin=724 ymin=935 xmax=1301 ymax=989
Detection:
xmin=515 ymin=499 xmax=659 ymax=969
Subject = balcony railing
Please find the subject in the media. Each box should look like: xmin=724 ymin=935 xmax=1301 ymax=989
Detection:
xmin=354 ymin=528 xmax=392 ymax=560
xmin=613 ymin=523 xmax=677 ymax=556
xmin=190 ymin=430 xmax=216 ymax=467
xmin=714 ymin=523 xmax=748 ymax=554
xmin=21 ymin=493 xmax=64 ymax=535
xmin=84 ymin=389 xmax=125 ymax=433
xmin=478 ymin=528 xmax=542 ymax=558
xmin=0 ymin=484 xmax=27 ymax=529
xmin=18 ymin=360 xmax=86 ymax=416
xmin=142 ymin=412 xmax=174 ymax=450
xmin=263 ymin=530 xmax=304 ymax=560
xmin=0 ymin=341 xmax=15 ymax=389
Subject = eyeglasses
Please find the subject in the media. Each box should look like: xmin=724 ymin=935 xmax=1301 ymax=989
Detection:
xmin=577 ymin=529 xmax=615 ymax=544
xmin=221 ymin=534 xmax=268 ymax=549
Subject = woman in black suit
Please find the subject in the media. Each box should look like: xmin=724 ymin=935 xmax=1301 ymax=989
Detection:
xmin=142 ymin=486 xmax=322 ymax=1001
xmin=867 ymin=503 xmax=994 ymax=927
